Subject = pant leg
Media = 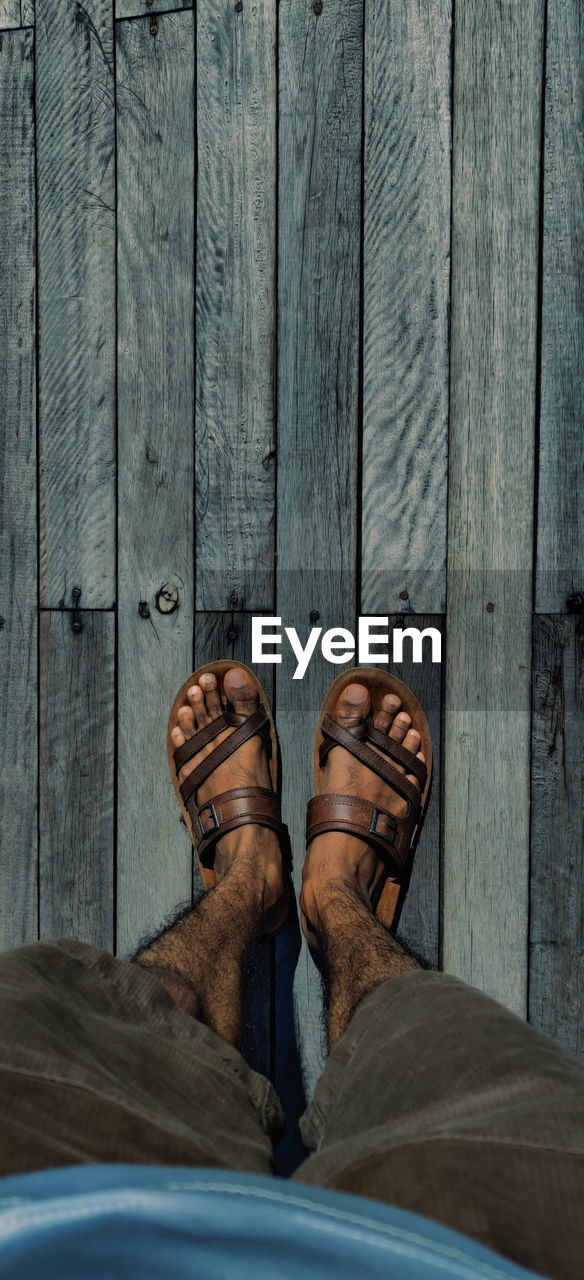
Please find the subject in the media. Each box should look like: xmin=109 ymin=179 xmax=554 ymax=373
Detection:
xmin=293 ymin=970 xmax=584 ymax=1280
xmin=0 ymin=939 xmax=283 ymax=1177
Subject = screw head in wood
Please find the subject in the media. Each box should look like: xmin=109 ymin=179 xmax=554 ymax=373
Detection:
xmin=71 ymin=618 xmax=83 ymax=633
xmin=138 ymin=601 xmax=151 ymax=619
xmin=0 ymin=617 xmax=5 ymax=630
xmin=235 ymin=2 xmax=243 ymax=11
xmin=313 ymin=2 xmax=323 ymax=12
xmin=156 ymin=583 xmax=179 ymax=615
xmin=486 ymin=601 xmax=495 ymax=613
xmin=150 ymin=22 xmax=158 ymax=34
xmin=566 ymin=592 xmax=584 ymax=614
xmin=229 ymin=593 xmax=239 ymax=606
xmin=145 ymin=0 xmax=153 ymax=5
xmin=228 ymin=628 xmax=239 ymax=642
xmin=309 ymin=610 xmax=320 ymax=622
xmin=399 ymin=589 xmax=409 ymax=601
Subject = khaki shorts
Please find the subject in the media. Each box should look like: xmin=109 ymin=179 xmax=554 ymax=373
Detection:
xmin=0 ymin=939 xmax=583 ymax=1280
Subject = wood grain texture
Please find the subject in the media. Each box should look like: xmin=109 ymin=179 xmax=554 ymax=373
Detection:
xmin=116 ymin=11 xmax=195 ymax=956
xmin=194 ymin=612 xmax=275 ymax=1080
xmin=36 ymin=0 xmax=116 ymax=608
xmin=116 ymin=0 xmax=190 ymax=19
xmin=361 ymin=0 xmax=450 ymax=616
xmin=536 ymin=0 xmax=584 ymax=611
xmin=196 ymin=0 xmax=276 ymax=611
xmin=443 ymin=1 xmax=544 ymax=1016
xmin=0 ymin=29 xmax=37 ymax=949
xmin=0 ymin=2 xmax=20 ymax=27
xmin=20 ymin=0 xmax=33 ymax=25
xmin=39 ymin=612 xmax=114 ymax=947
xmin=530 ymin=615 xmax=584 ymax=1054
xmin=277 ymin=0 xmax=363 ymax=1097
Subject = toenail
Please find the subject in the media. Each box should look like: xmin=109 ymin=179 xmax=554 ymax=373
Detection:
xmin=202 ymin=674 xmax=213 ymax=685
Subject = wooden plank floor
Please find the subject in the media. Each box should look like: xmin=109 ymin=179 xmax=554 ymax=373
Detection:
xmin=1 ymin=0 xmax=583 ymax=1162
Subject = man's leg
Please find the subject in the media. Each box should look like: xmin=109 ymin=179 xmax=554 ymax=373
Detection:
xmin=0 ymin=666 xmax=286 ymax=1177
xmin=294 ymin=680 xmax=584 ymax=1280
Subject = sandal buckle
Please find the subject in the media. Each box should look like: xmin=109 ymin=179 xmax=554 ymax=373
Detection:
xmin=198 ymin=802 xmax=220 ymax=836
xmin=369 ymin=806 xmax=396 ymax=836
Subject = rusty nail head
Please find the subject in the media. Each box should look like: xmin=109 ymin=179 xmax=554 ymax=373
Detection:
xmin=150 ymin=22 xmax=158 ymax=34
xmin=72 ymin=587 xmax=81 ymax=604
xmin=138 ymin=601 xmax=151 ymax=619
xmin=486 ymin=602 xmax=495 ymax=613
xmin=228 ymin=628 xmax=239 ymax=642
xmin=399 ymin=589 xmax=409 ymax=601
xmin=566 ymin=593 xmax=584 ymax=613
xmin=309 ymin=610 xmax=320 ymax=622
xmin=229 ymin=593 xmax=239 ymax=606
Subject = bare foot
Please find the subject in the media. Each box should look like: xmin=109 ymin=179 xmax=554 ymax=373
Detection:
xmin=170 ymin=667 xmax=285 ymax=921
xmin=300 ymin=682 xmax=425 ymax=939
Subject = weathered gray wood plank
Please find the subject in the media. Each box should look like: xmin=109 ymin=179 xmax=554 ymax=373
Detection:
xmin=361 ymin=0 xmax=450 ymax=617
xmin=530 ymin=615 xmax=584 ymax=1054
xmin=536 ymin=0 xmax=584 ymax=612
xmin=194 ymin=612 xmax=274 ymax=1080
xmin=116 ymin=1 xmax=190 ymax=19
xmin=0 ymin=2 xmax=20 ymax=27
xmin=39 ymin=612 xmax=115 ymax=947
xmin=443 ymin=1 xmax=543 ymax=1016
xmin=36 ymin=0 xmax=116 ymax=608
xmin=0 ymin=29 xmax=37 ymax=949
xmin=196 ymin=0 xmax=276 ymax=612
xmin=277 ymin=0 xmax=363 ymax=1097
xmin=116 ymin=11 xmax=195 ymax=957
xmin=20 ymin=0 xmax=33 ymax=25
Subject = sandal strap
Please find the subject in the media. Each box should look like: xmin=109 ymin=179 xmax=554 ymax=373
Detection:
xmin=186 ymin=786 xmax=286 ymax=869
xmin=318 ymin=715 xmax=421 ymax=813
xmin=173 ymin=715 xmax=230 ymax=774
xmin=179 ymin=707 xmax=270 ymax=809
xmin=366 ymin=725 xmax=427 ymax=786
xmin=306 ymin=793 xmax=415 ymax=877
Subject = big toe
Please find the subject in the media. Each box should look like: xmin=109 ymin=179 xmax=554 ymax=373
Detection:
xmin=223 ymin=666 xmax=259 ymax=718
xmin=334 ymin=682 xmax=371 ymax=728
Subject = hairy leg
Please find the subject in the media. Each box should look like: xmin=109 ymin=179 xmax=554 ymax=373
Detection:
xmin=135 ymin=841 xmax=274 ymax=1046
xmin=303 ymin=876 xmax=420 ymax=1049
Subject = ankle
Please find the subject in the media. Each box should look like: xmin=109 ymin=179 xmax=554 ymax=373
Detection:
xmin=215 ymin=827 xmax=284 ymax=914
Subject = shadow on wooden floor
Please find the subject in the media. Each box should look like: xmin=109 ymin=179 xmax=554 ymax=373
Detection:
xmin=241 ymin=899 xmax=309 ymax=1177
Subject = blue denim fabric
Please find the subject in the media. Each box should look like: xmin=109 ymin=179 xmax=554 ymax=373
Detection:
xmin=0 ymin=1164 xmax=544 ymax=1280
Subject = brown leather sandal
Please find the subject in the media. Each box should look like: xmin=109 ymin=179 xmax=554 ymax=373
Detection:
xmin=306 ymin=667 xmax=432 ymax=930
xmin=167 ymin=660 xmax=290 ymax=933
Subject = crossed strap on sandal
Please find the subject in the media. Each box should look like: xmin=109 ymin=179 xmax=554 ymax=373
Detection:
xmin=306 ymin=714 xmax=427 ymax=878
xmin=173 ymin=706 xmax=287 ymax=870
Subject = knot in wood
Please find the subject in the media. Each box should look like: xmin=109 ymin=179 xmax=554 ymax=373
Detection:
xmin=155 ymin=583 xmax=179 ymax=615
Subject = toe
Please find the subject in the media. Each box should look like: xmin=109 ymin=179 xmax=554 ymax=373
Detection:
xmin=335 ymin=682 xmax=371 ymax=729
xmin=223 ymin=666 xmax=259 ymax=719
xmin=373 ymin=693 xmax=401 ymax=733
xmin=402 ymin=727 xmax=421 ymax=756
xmin=177 ymin=703 xmax=195 ymax=737
xmin=389 ymin=710 xmax=411 ymax=743
xmin=171 ymin=726 xmax=186 ymax=748
xmin=199 ymin=671 xmax=222 ymax=720
xmin=188 ymin=684 xmax=211 ymax=730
